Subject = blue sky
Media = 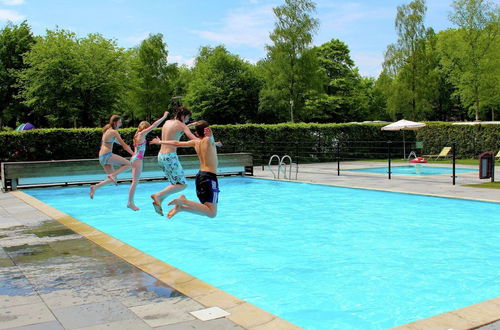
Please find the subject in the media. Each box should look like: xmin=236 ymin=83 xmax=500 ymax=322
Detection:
xmin=0 ymin=0 xmax=455 ymax=77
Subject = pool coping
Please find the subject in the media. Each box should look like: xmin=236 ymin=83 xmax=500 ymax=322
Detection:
xmin=253 ymin=176 xmax=500 ymax=204
xmin=11 ymin=183 xmax=500 ymax=330
xmin=10 ymin=190 xmax=300 ymax=330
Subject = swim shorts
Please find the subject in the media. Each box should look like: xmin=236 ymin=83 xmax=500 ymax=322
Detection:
xmin=195 ymin=171 xmax=219 ymax=204
xmin=158 ymin=152 xmax=186 ymax=185
xmin=99 ymin=152 xmax=112 ymax=166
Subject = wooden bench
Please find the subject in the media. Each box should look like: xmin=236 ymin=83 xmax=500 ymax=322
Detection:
xmin=1 ymin=153 xmax=253 ymax=191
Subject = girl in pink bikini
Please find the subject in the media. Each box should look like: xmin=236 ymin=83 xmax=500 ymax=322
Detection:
xmin=127 ymin=111 xmax=169 ymax=211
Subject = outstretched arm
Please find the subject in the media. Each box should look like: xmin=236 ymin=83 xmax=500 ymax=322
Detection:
xmin=142 ymin=111 xmax=169 ymax=136
xmin=204 ymin=127 xmax=223 ymax=147
xmin=181 ymin=123 xmax=198 ymax=141
xmin=114 ymin=131 xmax=134 ymax=155
xmin=151 ymin=137 xmax=196 ymax=148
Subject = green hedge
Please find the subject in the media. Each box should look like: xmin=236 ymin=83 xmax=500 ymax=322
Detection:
xmin=0 ymin=122 xmax=498 ymax=162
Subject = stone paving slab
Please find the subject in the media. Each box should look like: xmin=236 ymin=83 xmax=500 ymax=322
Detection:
xmin=52 ymin=301 xmax=139 ymax=329
xmin=5 ymin=321 xmax=65 ymax=330
xmin=129 ymin=298 xmax=204 ymax=327
xmin=0 ymin=302 xmax=56 ymax=329
xmin=73 ymin=319 xmax=152 ymax=330
xmin=155 ymin=318 xmax=244 ymax=329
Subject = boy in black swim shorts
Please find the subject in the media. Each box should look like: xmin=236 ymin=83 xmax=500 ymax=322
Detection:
xmin=151 ymin=120 xmax=220 ymax=219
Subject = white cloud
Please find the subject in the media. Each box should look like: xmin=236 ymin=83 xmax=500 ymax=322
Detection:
xmin=351 ymin=51 xmax=384 ymax=77
xmin=318 ymin=2 xmax=392 ymax=32
xmin=0 ymin=0 xmax=24 ymax=6
xmin=123 ymin=32 xmax=150 ymax=46
xmin=168 ymin=54 xmax=195 ymax=68
xmin=0 ymin=9 xmax=24 ymax=21
xmin=190 ymin=5 xmax=275 ymax=48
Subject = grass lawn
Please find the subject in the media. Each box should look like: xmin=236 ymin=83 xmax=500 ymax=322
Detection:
xmin=462 ymin=181 xmax=500 ymax=189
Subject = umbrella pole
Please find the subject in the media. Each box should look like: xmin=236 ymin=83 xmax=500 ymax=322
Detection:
xmin=403 ymin=130 xmax=406 ymax=160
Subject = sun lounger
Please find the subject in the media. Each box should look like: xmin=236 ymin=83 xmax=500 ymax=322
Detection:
xmin=425 ymin=147 xmax=452 ymax=160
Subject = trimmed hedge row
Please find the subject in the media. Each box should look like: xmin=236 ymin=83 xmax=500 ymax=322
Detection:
xmin=0 ymin=123 xmax=498 ymax=162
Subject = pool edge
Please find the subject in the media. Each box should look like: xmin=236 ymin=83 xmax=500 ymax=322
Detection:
xmin=10 ymin=190 xmax=301 ymax=330
xmin=254 ymin=176 xmax=500 ymax=204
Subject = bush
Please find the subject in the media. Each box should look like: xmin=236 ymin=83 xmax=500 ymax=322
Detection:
xmin=0 ymin=122 xmax=498 ymax=162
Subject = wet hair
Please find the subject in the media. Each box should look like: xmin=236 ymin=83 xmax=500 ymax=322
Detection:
xmin=102 ymin=115 xmax=121 ymax=133
xmin=174 ymin=106 xmax=192 ymax=121
xmin=134 ymin=121 xmax=151 ymax=144
xmin=195 ymin=120 xmax=209 ymax=137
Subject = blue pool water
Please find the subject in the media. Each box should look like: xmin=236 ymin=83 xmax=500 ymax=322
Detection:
xmin=348 ymin=165 xmax=477 ymax=176
xmin=26 ymin=177 xmax=500 ymax=329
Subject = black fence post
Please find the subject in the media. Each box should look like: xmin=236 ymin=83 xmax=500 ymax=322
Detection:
xmin=261 ymin=137 xmax=265 ymax=171
xmin=295 ymin=141 xmax=299 ymax=169
xmin=387 ymin=141 xmax=392 ymax=180
xmin=491 ymin=152 xmax=495 ymax=183
xmin=452 ymin=141 xmax=456 ymax=185
xmin=336 ymin=141 xmax=340 ymax=176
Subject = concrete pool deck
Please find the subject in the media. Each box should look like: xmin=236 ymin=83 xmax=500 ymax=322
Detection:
xmin=0 ymin=161 xmax=499 ymax=329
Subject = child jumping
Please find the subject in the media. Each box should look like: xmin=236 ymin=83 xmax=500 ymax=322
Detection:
xmin=127 ymin=111 xmax=169 ymax=211
xmin=90 ymin=115 xmax=134 ymax=199
xmin=151 ymin=120 xmax=220 ymax=219
xmin=150 ymin=106 xmax=201 ymax=216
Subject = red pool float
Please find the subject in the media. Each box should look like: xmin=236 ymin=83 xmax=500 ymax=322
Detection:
xmin=409 ymin=157 xmax=428 ymax=163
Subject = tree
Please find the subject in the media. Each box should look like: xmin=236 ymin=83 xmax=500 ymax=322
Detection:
xmin=184 ymin=46 xmax=261 ymax=124
xmin=304 ymin=39 xmax=370 ymax=122
xmin=0 ymin=21 xmax=35 ymax=128
xmin=382 ymin=0 xmax=438 ymax=120
xmin=127 ymin=34 xmax=177 ymax=123
xmin=445 ymin=0 xmax=499 ymax=120
xmin=17 ymin=29 xmax=129 ymax=127
xmin=260 ymin=0 xmax=319 ymax=122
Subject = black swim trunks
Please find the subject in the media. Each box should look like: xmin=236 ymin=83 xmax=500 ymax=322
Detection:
xmin=195 ymin=171 xmax=219 ymax=204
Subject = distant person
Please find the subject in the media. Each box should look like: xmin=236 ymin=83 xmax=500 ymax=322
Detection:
xmin=150 ymin=107 xmax=201 ymax=215
xmin=90 ymin=115 xmax=133 ymax=199
xmin=151 ymin=120 xmax=220 ymax=219
xmin=127 ymin=111 xmax=169 ymax=211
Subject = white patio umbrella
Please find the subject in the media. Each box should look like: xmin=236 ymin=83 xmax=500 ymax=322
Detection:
xmin=381 ymin=119 xmax=426 ymax=159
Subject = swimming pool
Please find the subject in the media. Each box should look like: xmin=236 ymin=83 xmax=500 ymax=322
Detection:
xmin=25 ymin=177 xmax=500 ymax=329
xmin=348 ymin=165 xmax=477 ymax=176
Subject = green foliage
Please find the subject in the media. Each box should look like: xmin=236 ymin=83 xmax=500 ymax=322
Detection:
xmin=0 ymin=21 xmax=35 ymax=128
xmin=17 ymin=29 xmax=129 ymax=128
xmin=125 ymin=34 xmax=177 ymax=123
xmin=0 ymin=123 xmax=498 ymax=163
xmin=260 ymin=0 xmax=320 ymax=122
xmin=184 ymin=46 xmax=261 ymax=124
xmin=304 ymin=39 xmax=373 ymax=122
xmin=416 ymin=122 xmax=500 ymax=157
xmin=442 ymin=0 xmax=499 ymax=120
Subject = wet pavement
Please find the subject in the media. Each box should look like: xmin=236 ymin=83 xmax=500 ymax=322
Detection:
xmin=0 ymin=192 xmax=242 ymax=329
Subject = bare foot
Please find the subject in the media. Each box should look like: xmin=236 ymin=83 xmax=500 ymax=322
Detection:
xmin=168 ymin=195 xmax=187 ymax=206
xmin=108 ymin=175 xmax=117 ymax=185
xmin=89 ymin=185 xmax=95 ymax=199
xmin=167 ymin=205 xmax=181 ymax=219
xmin=151 ymin=194 xmax=163 ymax=216
xmin=127 ymin=203 xmax=139 ymax=211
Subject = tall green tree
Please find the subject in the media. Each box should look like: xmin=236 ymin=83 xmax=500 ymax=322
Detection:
xmin=382 ymin=0 xmax=438 ymax=120
xmin=304 ymin=39 xmax=370 ymax=122
xmin=185 ymin=46 xmax=261 ymax=124
xmin=445 ymin=0 xmax=499 ymax=120
xmin=17 ymin=29 xmax=128 ymax=127
xmin=260 ymin=0 xmax=319 ymax=122
xmin=0 ymin=21 xmax=35 ymax=128
xmin=127 ymin=34 xmax=177 ymax=122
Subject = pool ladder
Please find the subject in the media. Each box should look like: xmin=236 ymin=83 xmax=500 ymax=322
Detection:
xmin=268 ymin=155 xmax=298 ymax=180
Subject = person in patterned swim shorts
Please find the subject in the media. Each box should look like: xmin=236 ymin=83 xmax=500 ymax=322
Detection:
xmin=150 ymin=106 xmax=201 ymax=216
